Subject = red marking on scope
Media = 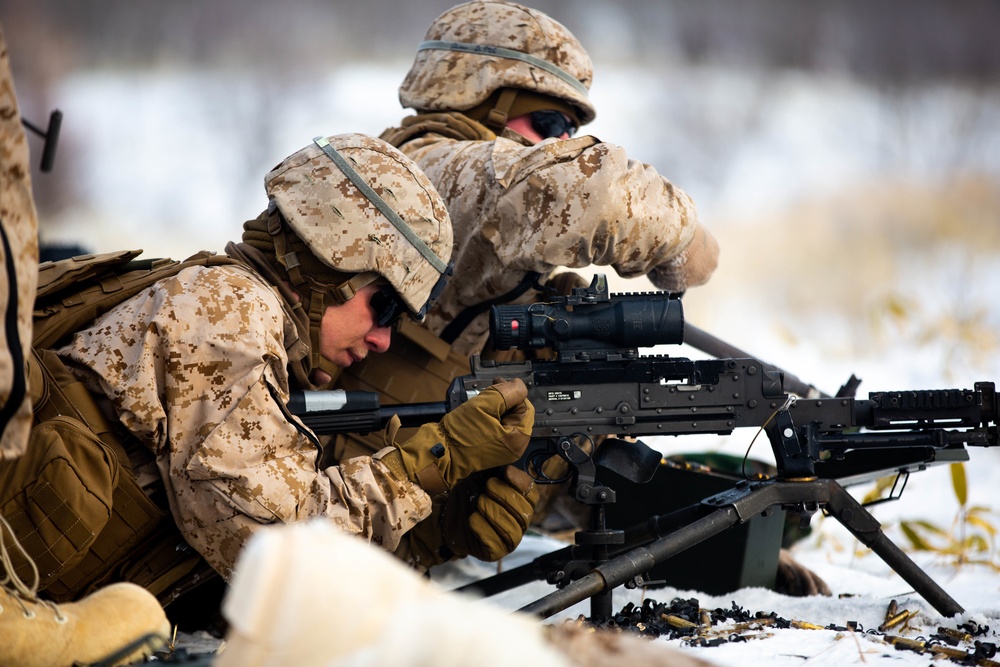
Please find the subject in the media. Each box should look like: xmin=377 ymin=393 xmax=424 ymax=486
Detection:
xmin=511 ymin=320 xmax=519 ymax=331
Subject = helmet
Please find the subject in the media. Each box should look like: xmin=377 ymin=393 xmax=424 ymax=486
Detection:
xmin=264 ymin=133 xmax=453 ymax=317
xmin=398 ymin=1 xmax=596 ymax=126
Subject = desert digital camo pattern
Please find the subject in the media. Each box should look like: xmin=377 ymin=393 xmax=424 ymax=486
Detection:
xmin=266 ymin=133 xmax=452 ymax=314
xmin=399 ymin=127 xmax=720 ymax=355
xmin=0 ymin=25 xmax=39 ymax=459
xmin=57 ymin=264 xmax=432 ymax=577
xmin=399 ymin=0 xmax=596 ymax=124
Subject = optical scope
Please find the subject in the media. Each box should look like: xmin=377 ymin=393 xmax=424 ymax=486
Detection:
xmin=489 ymin=275 xmax=684 ymax=353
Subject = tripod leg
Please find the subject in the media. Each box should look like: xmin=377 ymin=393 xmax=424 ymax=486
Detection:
xmin=519 ymin=505 xmax=742 ymax=618
xmin=825 ymin=482 xmax=964 ymax=617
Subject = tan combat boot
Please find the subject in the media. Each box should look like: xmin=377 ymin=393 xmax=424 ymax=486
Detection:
xmin=1 ymin=517 xmax=171 ymax=667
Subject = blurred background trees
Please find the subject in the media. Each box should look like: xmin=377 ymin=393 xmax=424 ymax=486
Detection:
xmin=6 ymin=0 xmax=1000 ymax=80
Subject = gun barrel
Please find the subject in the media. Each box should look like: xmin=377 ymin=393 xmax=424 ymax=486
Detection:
xmin=288 ymin=390 xmax=446 ymax=434
xmin=683 ymin=323 xmax=832 ymax=399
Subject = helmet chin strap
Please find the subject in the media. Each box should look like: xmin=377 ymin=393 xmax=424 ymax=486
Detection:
xmin=302 ymin=276 xmax=381 ymax=384
xmin=267 ymin=206 xmax=380 ymax=382
xmin=484 ymin=88 xmax=519 ymax=134
xmin=305 ymin=288 xmax=340 ymax=382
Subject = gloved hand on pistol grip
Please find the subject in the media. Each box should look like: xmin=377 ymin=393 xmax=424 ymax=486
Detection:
xmin=386 ymin=378 xmax=534 ymax=496
xmin=443 ymin=465 xmax=540 ymax=562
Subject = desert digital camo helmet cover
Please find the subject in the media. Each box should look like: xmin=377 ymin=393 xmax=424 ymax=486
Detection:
xmin=264 ymin=133 xmax=453 ymax=317
xmin=399 ymin=0 xmax=596 ymax=125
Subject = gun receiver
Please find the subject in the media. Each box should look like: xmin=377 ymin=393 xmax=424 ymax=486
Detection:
xmin=457 ymin=275 xmax=997 ymax=482
xmin=447 ymin=356 xmax=995 ymax=483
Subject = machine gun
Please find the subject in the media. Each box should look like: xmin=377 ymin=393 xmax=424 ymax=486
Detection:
xmin=289 ymin=275 xmax=999 ymax=620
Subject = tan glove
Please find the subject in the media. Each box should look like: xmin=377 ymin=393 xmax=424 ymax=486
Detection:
xmin=380 ymin=379 xmax=534 ymax=496
xmin=394 ymin=466 xmax=541 ymax=569
xmin=443 ymin=466 xmax=540 ymax=562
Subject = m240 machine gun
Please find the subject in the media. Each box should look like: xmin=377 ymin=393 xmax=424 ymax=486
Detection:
xmin=289 ymin=275 xmax=999 ymax=620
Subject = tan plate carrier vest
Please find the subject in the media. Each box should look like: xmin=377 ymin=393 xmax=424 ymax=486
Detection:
xmin=0 ymin=250 xmax=240 ymax=606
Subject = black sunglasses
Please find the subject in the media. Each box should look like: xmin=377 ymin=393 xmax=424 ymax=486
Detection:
xmin=529 ymin=110 xmax=577 ymax=139
xmin=369 ymin=284 xmax=407 ymax=328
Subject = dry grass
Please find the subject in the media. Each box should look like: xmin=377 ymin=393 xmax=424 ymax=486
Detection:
xmin=691 ymin=175 xmax=1000 ymax=312
xmin=678 ymin=176 xmax=1000 ymax=378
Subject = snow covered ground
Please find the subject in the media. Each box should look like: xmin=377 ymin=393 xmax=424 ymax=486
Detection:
xmin=178 ymin=457 xmax=1000 ymax=666
xmin=429 ymin=456 xmax=1000 ymax=666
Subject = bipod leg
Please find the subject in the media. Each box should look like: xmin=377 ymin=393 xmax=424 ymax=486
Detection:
xmin=454 ymin=545 xmax=573 ymax=597
xmin=824 ymin=480 xmax=964 ymax=617
xmin=519 ymin=501 xmax=744 ymax=618
xmin=585 ymin=505 xmax=616 ymax=622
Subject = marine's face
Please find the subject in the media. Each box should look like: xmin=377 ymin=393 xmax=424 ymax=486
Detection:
xmin=311 ymin=283 xmax=392 ymax=383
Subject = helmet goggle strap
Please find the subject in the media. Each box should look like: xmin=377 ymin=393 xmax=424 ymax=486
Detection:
xmin=416 ymin=260 xmax=453 ymax=321
xmin=417 ymin=40 xmax=590 ymax=99
xmin=417 ymin=39 xmax=589 ymax=130
xmin=312 ymin=136 xmax=448 ymax=273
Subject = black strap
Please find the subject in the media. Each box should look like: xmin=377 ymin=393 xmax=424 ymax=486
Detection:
xmin=440 ymin=271 xmax=542 ymax=344
xmin=0 ymin=218 xmax=27 ymax=442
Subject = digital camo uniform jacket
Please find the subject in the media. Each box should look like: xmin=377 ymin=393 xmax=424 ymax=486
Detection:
xmin=57 ymin=263 xmax=432 ymax=577
xmin=394 ymin=127 xmax=720 ymax=356
xmin=0 ymin=25 xmax=39 ymax=459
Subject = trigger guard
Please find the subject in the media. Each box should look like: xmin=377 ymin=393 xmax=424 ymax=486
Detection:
xmin=527 ymin=451 xmax=571 ymax=485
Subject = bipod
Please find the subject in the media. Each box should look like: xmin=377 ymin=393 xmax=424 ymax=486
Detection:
xmin=515 ymin=477 xmax=964 ymax=619
xmin=458 ymin=436 xmax=965 ymax=621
